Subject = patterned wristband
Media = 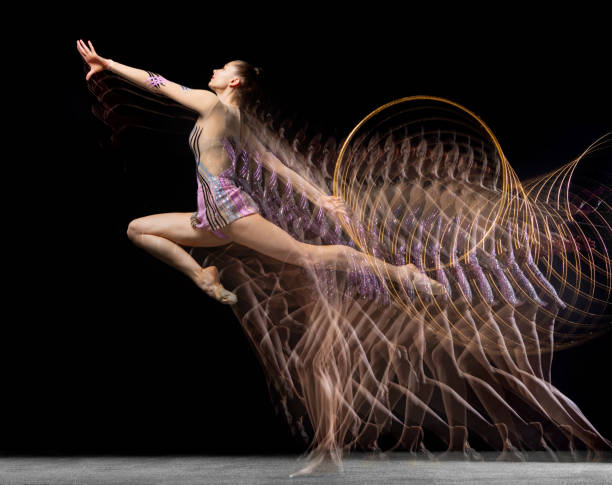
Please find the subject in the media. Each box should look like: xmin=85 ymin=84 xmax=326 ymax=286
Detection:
xmin=145 ymin=71 xmax=168 ymax=89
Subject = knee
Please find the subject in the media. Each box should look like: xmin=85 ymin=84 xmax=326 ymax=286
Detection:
xmin=126 ymin=218 xmax=147 ymax=243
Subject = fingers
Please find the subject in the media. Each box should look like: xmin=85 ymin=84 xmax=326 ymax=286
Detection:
xmin=76 ymin=40 xmax=85 ymax=57
xmin=77 ymin=40 xmax=90 ymax=62
xmin=333 ymin=197 xmax=349 ymax=218
xmin=333 ymin=203 xmax=349 ymax=219
xmin=78 ymin=39 xmax=89 ymax=55
xmin=336 ymin=209 xmax=349 ymax=220
xmin=77 ymin=39 xmax=94 ymax=58
xmin=321 ymin=195 xmax=350 ymax=220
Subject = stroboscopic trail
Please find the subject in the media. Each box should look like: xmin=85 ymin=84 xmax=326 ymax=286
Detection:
xmin=85 ymin=69 xmax=612 ymax=475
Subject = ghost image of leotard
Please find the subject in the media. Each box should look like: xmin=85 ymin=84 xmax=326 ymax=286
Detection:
xmin=77 ymin=39 xmax=612 ymax=477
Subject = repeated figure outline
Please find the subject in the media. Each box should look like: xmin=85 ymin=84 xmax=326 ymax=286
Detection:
xmin=77 ymin=39 xmax=611 ymax=476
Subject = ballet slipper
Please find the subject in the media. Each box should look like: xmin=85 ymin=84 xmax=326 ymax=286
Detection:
xmin=210 ymin=285 xmax=238 ymax=305
xmin=199 ymin=266 xmax=238 ymax=305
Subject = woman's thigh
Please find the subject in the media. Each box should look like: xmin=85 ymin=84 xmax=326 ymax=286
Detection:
xmin=127 ymin=212 xmax=233 ymax=248
xmin=222 ymin=213 xmax=311 ymax=266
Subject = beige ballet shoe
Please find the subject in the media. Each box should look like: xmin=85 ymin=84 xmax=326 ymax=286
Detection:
xmin=210 ymin=284 xmax=238 ymax=305
xmin=199 ymin=266 xmax=238 ymax=305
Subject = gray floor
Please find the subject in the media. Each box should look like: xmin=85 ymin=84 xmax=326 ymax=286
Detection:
xmin=1 ymin=452 xmax=611 ymax=484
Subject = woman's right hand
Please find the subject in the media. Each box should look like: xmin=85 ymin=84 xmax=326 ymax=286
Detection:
xmin=320 ymin=195 xmax=350 ymax=222
xmin=76 ymin=39 xmax=110 ymax=81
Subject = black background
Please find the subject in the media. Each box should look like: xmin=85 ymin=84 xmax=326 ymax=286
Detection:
xmin=7 ymin=9 xmax=610 ymax=455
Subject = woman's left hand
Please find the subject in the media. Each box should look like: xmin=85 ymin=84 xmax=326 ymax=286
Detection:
xmin=320 ymin=195 xmax=350 ymax=221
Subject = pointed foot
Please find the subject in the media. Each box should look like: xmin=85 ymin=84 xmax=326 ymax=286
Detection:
xmin=401 ymin=264 xmax=447 ymax=296
xmin=198 ymin=266 xmax=238 ymax=305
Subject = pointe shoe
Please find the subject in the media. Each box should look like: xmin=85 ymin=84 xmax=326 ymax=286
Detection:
xmin=200 ymin=266 xmax=238 ymax=305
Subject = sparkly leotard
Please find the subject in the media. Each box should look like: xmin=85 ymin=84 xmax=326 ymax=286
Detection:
xmin=188 ymin=99 xmax=260 ymax=239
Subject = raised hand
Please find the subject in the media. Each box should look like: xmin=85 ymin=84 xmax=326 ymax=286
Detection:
xmin=320 ymin=195 xmax=350 ymax=222
xmin=76 ymin=39 xmax=110 ymax=81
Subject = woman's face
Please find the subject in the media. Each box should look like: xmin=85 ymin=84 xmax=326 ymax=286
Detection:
xmin=208 ymin=61 xmax=241 ymax=91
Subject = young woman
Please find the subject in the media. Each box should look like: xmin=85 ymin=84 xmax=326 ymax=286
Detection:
xmin=76 ymin=41 xmax=612 ymax=477
xmin=76 ymin=39 xmax=446 ymax=305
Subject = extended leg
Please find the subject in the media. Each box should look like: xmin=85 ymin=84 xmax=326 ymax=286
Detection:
xmin=222 ymin=213 xmax=445 ymax=294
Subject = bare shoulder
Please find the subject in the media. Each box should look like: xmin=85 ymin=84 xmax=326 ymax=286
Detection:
xmin=193 ymin=89 xmax=218 ymax=114
xmin=196 ymin=88 xmax=217 ymax=101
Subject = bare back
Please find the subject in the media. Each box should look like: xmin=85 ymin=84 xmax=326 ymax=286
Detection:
xmin=189 ymin=97 xmax=242 ymax=176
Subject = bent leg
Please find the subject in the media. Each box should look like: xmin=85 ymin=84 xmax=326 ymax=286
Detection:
xmin=127 ymin=211 xmax=232 ymax=288
xmin=128 ymin=212 xmax=234 ymax=248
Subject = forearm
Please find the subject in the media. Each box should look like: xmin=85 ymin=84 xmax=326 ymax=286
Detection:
xmin=105 ymin=58 xmax=170 ymax=93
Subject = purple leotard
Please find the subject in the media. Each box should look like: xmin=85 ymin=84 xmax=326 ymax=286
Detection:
xmin=189 ymin=123 xmax=259 ymax=239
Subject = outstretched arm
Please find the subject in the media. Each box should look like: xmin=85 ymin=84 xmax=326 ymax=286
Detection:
xmin=76 ymin=39 xmax=215 ymax=115
xmin=268 ymin=152 xmax=349 ymax=221
xmin=263 ymin=151 xmax=328 ymax=206
xmin=242 ymin=125 xmax=327 ymax=205
xmin=105 ymin=59 xmax=216 ymax=115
